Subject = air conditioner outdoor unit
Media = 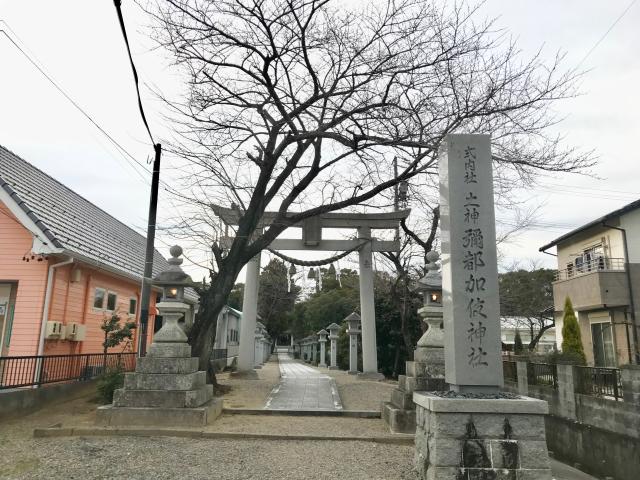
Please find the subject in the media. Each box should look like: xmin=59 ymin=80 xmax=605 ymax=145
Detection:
xmin=65 ymin=322 xmax=87 ymax=341
xmin=45 ymin=321 xmax=64 ymax=338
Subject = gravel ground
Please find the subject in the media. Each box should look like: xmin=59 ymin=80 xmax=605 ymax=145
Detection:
xmin=1 ymin=436 xmax=418 ymax=480
xmin=208 ymin=414 xmax=393 ymax=437
xmin=322 ymin=368 xmax=396 ymax=411
xmin=216 ymin=356 xmax=281 ymax=409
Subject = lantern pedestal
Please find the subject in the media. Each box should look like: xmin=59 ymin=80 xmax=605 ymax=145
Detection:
xmin=383 ymin=263 xmax=447 ymax=433
xmin=96 ymin=301 xmax=222 ymax=428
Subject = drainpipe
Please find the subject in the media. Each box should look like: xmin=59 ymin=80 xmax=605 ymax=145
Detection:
xmin=603 ymin=222 xmax=639 ymax=364
xmin=36 ymin=257 xmax=74 ymax=357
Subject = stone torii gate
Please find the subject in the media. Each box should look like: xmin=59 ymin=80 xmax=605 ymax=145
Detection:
xmin=215 ymin=206 xmax=409 ymax=377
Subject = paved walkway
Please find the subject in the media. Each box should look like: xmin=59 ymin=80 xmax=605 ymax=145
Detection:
xmin=264 ymin=353 xmax=343 ymax=411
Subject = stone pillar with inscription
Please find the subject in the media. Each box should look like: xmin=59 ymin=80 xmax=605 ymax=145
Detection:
xmin=413 ymin=135 xmax=552 ymax=480
xmin=237 ymin=252 xmax=261 ymax=376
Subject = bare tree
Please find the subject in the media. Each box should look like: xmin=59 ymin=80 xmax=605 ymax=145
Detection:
xmin=142 ymin=0 xmax=593 ymax=378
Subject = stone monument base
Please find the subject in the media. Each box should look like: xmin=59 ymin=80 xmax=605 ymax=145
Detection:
xmin=97 ymin=342 xmax=221 ymax=428
xmin=413 ymin=392 xmax=551 ymax=480
xmin=328 ymin=365 xmax=340 ymax=370
xmin=96 ymin=398 xmax=222 ymax=428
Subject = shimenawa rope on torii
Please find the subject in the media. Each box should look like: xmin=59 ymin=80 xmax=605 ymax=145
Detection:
xmin=266 ymin=239 xmax=369 ymax=267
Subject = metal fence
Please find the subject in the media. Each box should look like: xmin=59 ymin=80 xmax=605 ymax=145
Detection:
xmin=575 ymin=365 xmax=624 ymax=401
xmin=503 ymin=360 xmax=518 ymax=383
xmin=0 ymin=352 xmax=136 ymax=390
xmin=212 ymin=348 xmax=228 ymax=361
xmin=527 ymin=362 xmax=558 ymax=390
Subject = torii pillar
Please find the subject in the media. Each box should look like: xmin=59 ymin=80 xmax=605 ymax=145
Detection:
xmin=237 ymin=252 xmax=261 ymax=373
xmin=358 ymin=227 xmax=382 ymax=379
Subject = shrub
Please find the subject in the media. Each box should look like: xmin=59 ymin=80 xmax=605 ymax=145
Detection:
xmin=96 ymin=366 xmax=125 ymax=404
xmin=514 ymin=330 xmax=524 ymax=355
xmin=560 ymin=297 xmax=586 ymax=365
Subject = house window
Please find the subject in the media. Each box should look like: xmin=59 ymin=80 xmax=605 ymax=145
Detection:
xmin=93 ymin=288 xmax=106 ymax=309
xmin=591 ymin=319 xmax=616 ymax=367
xmin=106 ymin=292 xmax=117 ymax=311
xmin=129 ymin=298 xmax=137 ymax=316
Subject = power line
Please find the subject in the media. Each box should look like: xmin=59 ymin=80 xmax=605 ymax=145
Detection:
xmin=0 ymin=25 xmax=151 ymax=183
xmin=577 ymin=0 xmax=638 ymax=68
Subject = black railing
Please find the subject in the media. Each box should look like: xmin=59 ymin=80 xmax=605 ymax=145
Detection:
xmin=0 ymin=352 xmax=136 ymax=390
xmin=212 ymin=348 xmax=228 ymax=361
xmin=527 ymin=362 xmax=558 ymax=390
xmin=503 ymin=360 xmax=518 ymax=383
xmin=575 ymin=365 xmax=623 ymax=401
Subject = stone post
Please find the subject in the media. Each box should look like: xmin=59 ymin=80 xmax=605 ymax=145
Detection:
xmin=413 ymin=135 xmax=551 ymax=480
xmin=621 ymin=364 xmax=640 ymax=405
xmin=441 ymin=135 xmax=503 ymax=393
xmin=516 ymin=360 xmax=529 ymax=396
xmin=311 ymin=339 xmax=316 ymax=364
xmin=358 ymin=226 xmax=381 ymax=377
xmin=556 ymin=364 xmax=577 ymax=419
xmin=317 ymin=329 xmax=328 ymax=368
xmin=327 ymin=323 xmax=340 ymax=370
xmin=345 ymin=312 xmax=361 ymax=374
xmin=238 ymin=252 xmax=261 ymax=373
xmin=253 ymin=329 xmax=262 ymax=369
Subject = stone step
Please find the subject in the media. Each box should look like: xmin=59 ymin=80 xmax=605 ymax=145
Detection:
xmin=96 ymin=398 xmax=223 ymax=428
xmin=136 ymin=357 xmax=199 ymax=375
xmin=124 ymin=371 xmax=206 ymax=391
xmin=391 ymin=388 xmax=415 ymax=410
xmin=147 ymin=343 xmax=192 ymax=358
xmin=400 ymin=375 xmax=447 ymax=394
xmin=382 ymin=402 xmax=416 ymax=434
xmin=113 ymin=384 xmax=213 ymax=408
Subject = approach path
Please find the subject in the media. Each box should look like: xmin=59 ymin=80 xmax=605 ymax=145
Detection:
xmin=264 ymin=353 xmax=342 ymax=411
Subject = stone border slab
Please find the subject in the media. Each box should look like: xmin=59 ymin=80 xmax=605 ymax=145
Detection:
xmin=33 ymin=426 xmax=414 ymax=445
xmin=224 ymin=408 xmax=380 ymax=418
xmin=413 ymin=392 xmax=548 ymax=414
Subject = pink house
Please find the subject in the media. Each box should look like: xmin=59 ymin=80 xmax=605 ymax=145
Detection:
xmin=0 ymin=145 xmax=184 ymax=359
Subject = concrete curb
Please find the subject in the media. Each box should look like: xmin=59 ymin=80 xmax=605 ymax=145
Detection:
xmin=223 ymin=408 xmax=381 ymax=418
xmin=33 ymin=426 xmax=414 ymax=445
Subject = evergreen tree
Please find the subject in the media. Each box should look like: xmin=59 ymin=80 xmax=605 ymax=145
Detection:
xmin=514 ymin=329 xmax=524 ymax=355
xmin=561 ymin=297 xmax=586 ymax=364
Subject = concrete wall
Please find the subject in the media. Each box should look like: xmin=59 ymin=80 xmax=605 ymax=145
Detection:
xmin=552 ymin=271 xmax=628 ymax=311
xmin=0 ymin=380 xmax=96 ymax=421
xmin=506 ymin=361 xmax=640 ymax=480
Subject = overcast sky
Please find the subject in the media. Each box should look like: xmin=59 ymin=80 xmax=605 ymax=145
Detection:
xmin=1 ymin=1 xmax=638 ymax=280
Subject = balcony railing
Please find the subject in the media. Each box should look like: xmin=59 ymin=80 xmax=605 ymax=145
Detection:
xmin=575 ymin=365 xmax=624 ymax=401
xmin=0 ymin=352 xmax=136 ymax=390
xmin=555 ymin=257 xmax=625 ymax=281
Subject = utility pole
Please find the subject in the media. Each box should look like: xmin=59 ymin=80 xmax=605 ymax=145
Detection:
xmin=137 ymin=143 xmax=162 ymax=356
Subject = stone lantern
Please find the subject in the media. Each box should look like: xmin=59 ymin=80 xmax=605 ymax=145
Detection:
xmin=344 ymin=312 xmax=361 ymax=374
xmin=96 ymin=245 xmax=221 ymax=428
xmin=317 ymin=329 xmax=328 ymax=368
xmin=149 ymin=245 xmax=199 ymax=346
xmin=382 ymin=251 xmax=445 ymax=434
xmin=326 ymin=323 xmax=340 ymax=370
xmin=414 ymin=250 xmax=444 ymax=366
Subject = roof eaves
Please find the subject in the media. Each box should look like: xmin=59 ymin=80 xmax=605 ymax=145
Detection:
xmin=539 ymin=198 xmax=640 ymax=252
xmin=0 ymin=174 xmax=63 ymax=248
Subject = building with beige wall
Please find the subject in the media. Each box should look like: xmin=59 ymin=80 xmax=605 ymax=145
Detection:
xmin=540 ymin=200 xmax=640 ymax=367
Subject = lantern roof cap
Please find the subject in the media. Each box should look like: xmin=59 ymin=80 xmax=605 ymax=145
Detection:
xmin=343 ymin=312 xmax=361 ymax=323
xmin=317 ymin=329 xmax=328 ymax=336
xmin=326 ymin=322 xmax=341 ymax=331
xmin=152 ymin=245 xmax=200 ymax=287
